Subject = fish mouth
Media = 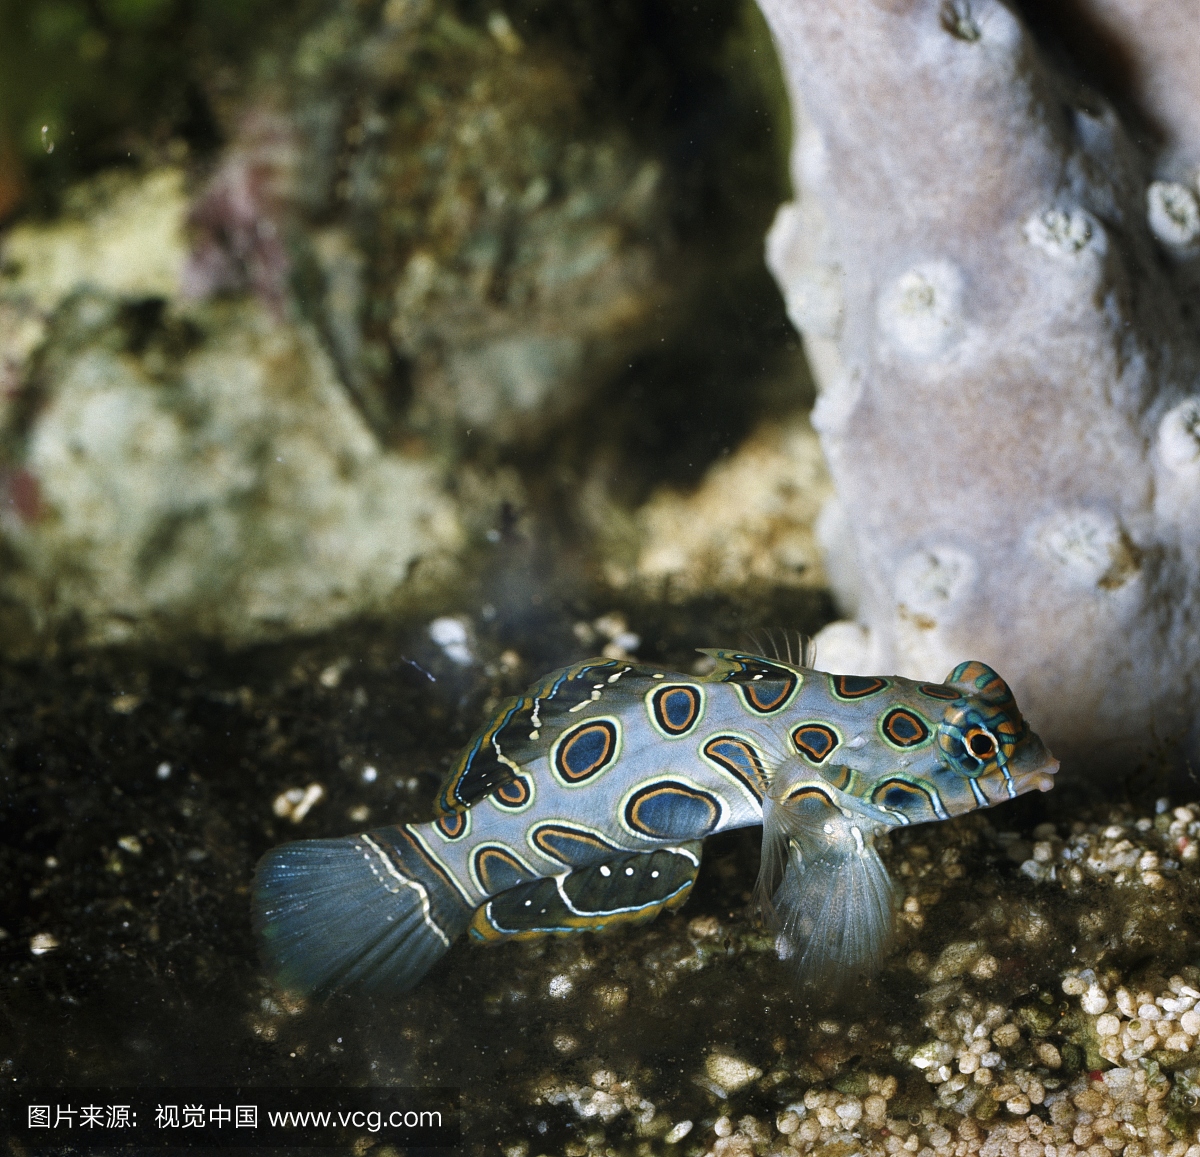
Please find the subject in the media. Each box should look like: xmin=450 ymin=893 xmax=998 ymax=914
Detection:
xmin=1009 ymin=755 xmax=1060 ymax=795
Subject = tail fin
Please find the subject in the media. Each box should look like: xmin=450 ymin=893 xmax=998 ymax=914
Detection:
xmin=252 ymin=825 xmax=474 ymax=995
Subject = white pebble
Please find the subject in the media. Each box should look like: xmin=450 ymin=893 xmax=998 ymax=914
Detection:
xmin=273 ymin=782 xmax=326 ymax=823
xmin=1180 ymin=1009 xmax=1200 ymax=1035
xmin=547 ymin=974 xmax=574 ymax=999
xmin=1006 ymin=1093 xmax=1031 ymax=1115
xmin=30 ymin=932 xmax=59 ymax=955
xmin=665 ymin=1121 xmax=693 ymax=1144
xmin=910 ymin=1041 xmax=955 ymax=1070
xmin=1095 ymin=1013 xmax=1121 ymax=1037
xmin=705 ymin=1054 xmax=762 ymax=1094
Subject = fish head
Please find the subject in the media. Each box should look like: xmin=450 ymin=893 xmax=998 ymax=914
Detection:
xmin=934 ymin=660 xmax=1058 ymax=803
xmin=851 ymin=661 xmax=1058 ymax=825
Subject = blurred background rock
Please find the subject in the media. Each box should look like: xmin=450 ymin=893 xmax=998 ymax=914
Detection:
xmin=0 ymin=0 xmax=826 ymax=653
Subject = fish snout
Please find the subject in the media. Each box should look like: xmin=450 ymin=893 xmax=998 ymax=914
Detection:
xmin=1011 ymin=754 xmax=1059 ymax=795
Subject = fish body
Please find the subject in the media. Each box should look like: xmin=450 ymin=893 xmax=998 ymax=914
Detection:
xmin=252 ymin=650 xmax=1058 ymax=994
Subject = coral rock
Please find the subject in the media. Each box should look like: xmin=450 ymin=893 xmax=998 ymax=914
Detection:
xmin=756 ymin=0 xmax=1200 ymax=770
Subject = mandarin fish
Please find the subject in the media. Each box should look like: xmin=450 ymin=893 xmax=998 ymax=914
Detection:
xmin=252 ymin=648 xmax=1058 ymax=994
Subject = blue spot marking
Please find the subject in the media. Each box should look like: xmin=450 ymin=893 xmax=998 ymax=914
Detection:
xmin=625 ymin=780 xmax=719 ymax=840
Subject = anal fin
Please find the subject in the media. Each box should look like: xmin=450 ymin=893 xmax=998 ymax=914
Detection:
xmin=469 ymin=843 xmax=702 ymax=942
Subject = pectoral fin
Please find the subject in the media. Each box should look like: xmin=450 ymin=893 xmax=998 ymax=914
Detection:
xmin=754 ymin=780 xmax=897 ymax=989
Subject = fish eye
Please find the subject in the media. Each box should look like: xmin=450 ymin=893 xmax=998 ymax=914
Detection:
xmin=966 ymin=728 xmax=997 ymax=760
xmin=936 ymin=708 xmax=1011 ymax=777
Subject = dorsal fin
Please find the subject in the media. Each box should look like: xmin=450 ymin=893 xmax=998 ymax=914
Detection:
xmin=696 ymin=649 xmax=804 ymax=715
xmin=740 ymin=629 xmax=817 ymax=668
xmin=436 ymin=658 xmax=646 ymax=813
xmin=696 ymin=647 xmax=805 ymax=680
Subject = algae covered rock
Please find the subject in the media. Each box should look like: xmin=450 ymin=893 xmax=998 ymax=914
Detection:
xmin=0 ymin=0 xmax=683 ymax=651
xmin=0 ymin=170 xmax=460 ymax=648
xmin=364 ymin=5 xmax=670 ymax=447
xmin=180 ymin=0 xmax=677 ymax=451
xmin=0 ymin=0 xmax=805 ymax=651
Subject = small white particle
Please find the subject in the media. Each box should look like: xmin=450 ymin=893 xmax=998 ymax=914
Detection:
xmin=651 ymin=870 xmax=660 ymax=878
xmin=625 ymin=866 xmax=634 ymax=876
xmin=548 ymin=974 xmax=574 ymax=998
xmin=600 ymin=865 xmax=611 ymax=877
xmin=429 ymin=616 xmax=475 ymax=666
xmin=30 ymin=932 xmax=60 ymax=956
xmin=273 ymin=783 xmax=326 ymax=823
xmin=156 ymin=761 xmax=172 ymax=779
xmin=361 ymin=764 xmax=378 ymax=783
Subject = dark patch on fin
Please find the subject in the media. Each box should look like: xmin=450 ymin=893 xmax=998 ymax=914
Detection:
xmin=469 ymin=843 xmax=702 ymax=941
xmin=435 ymin=659 xmax=628 ymax=813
